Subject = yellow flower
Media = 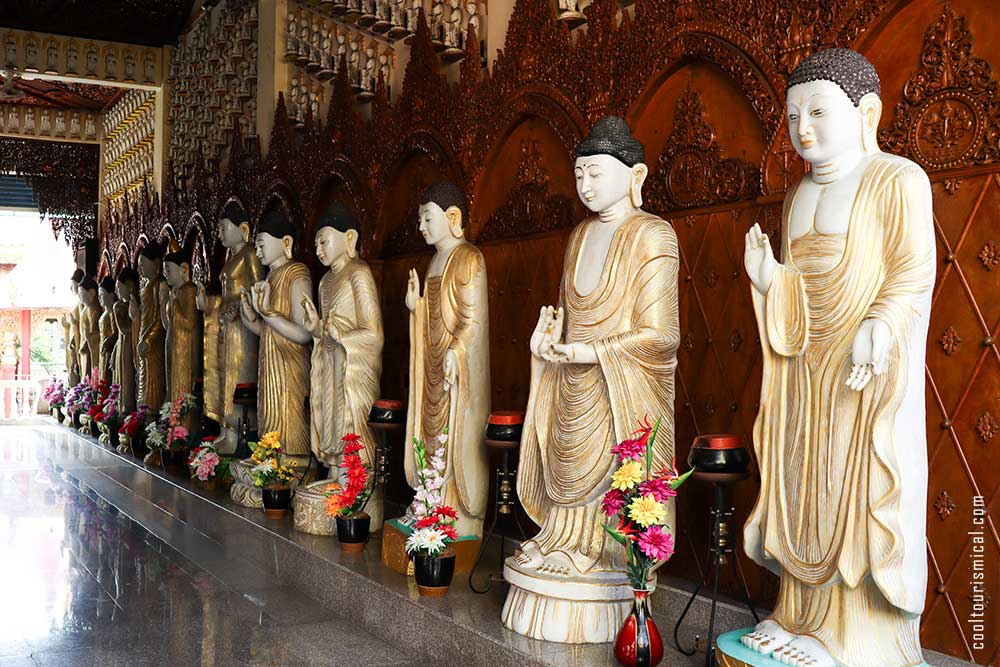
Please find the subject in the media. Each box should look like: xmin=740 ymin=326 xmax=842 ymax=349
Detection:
xmin=611 ymin=460 xmax=644 ymax=491
xmin=628 ymin=494 xmax=667 ymax=528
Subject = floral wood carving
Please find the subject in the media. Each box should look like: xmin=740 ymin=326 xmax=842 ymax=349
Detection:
xmin=940 ymin=325 xmax=962 ymax=355
xmin=479 ymin=139 xmax=574 ymax=243
xmin=976 ymin=412 xmax=998 ymax=444
xmin=979 ymin=241 xmax=999 ymax=271
xmin=934 ymin=490 xmax=956 ymax=520
xmin=879 ymin=3 xmax=1000 ymax=170
xmin=644 ymin=85 xmax=759 ymax=212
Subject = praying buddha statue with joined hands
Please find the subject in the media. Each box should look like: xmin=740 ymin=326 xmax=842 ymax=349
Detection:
xmin=97 ymin=277 xmax=119 ymax=383
xmin=161 ymin=250 xmax=203 ymax=405
xmin=403 ymin=181 xmax=490 ymax=539
xmin=736 ymin=49 xmax=935 ymax=667
xmin=302 ymin=203 xmax=384 ymax=528
xmin=502 ymin=116 xmax=680 ymax=644
xmin=136 ymin=244 xmax=166 ymax=409
xmin=239 ymin=206 xmax=313 ymax=462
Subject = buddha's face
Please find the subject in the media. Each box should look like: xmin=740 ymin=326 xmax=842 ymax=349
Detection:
xmin=218 ymin=217 xmax=244 ymax=249
xmin=255 ymin=232 xmax=287 ymax=266
xmin=315 ymin=226 xmax=353 ymax=267
xmin=81 ymin=287 xmax=97 ymax=306
xmin=786 ymin=79 xmax=863 ymax=165
xmin=575 ymin=154 xmax=632 ymax=214
xmin=99 ymin=288 xmax=116 ymax=309
xmin=163 ymin=261 xmax=187 ymax=288
xmin=115 ymin=280 xmax=133 ymax=301
xmin=69 ymin=281 xmax=79 ymax=296
xmin=418 ymin=201 xmax=455 ymax=246
xmin=138 ymin=255 xmax=159 ymax=280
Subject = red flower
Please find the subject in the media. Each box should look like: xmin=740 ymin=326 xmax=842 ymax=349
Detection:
xmin=415 ymin=516 xmax=438 ymax=529
xmin=441 ymin=524 xmax=459 ymax=541
xmin=434 ymin=505 xmax=458 ymax=520
xmin=341 ymin=434 xmax=363 ymax=455
xmin=616 ymin=516 xmax=640 ymax=541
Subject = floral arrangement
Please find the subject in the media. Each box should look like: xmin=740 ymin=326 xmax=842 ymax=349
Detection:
xmin=145 ymin=393 xmax=198 ymax=450
xmin=119 ymin=404 xmax=152 ymax=438
xmin=601 ymin=417 xmax=693 ymax=591
xmin=405 ymin=505 xmax=459 ymax=558
xmin=189 ymin=443 xmax=223 ymax=481
xmin=93 ymin=383 xmax=121 ymax=426
xmin=42 ymin=379 xmax=66 ymax=410
xmin=323 ymin=434 xmax=374 ymax=518
xmin=64 ymin=377 xmax=97 ymax=417
xmin=249 ymin=431 xmax=296 ymax=489
xmin=407 ymin=434 xmax=448 ymax=521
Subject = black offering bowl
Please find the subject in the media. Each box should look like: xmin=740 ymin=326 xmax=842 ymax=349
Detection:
xmin=687 ymin=434 xmax=751 ymax=474
xmin=368 ymin=399 xmax=405 ymax=425
xmin=485 ymin=411 xmax=524 ymax=442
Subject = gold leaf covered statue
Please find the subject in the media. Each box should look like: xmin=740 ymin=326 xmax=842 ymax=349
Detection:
xmin=403 ymin=181 xmax=490 ymax=538
xmin=97 ymin=277 xmax=118 ymax=383
xmin=62 ymin=269 xmax=84 ymax=385
xmin=302 ymin=202 xmax=385 ymax=528
xmin=732 ymin=49 xmax=935 ymax=667
xmin=502 ymin=116 xmax=680 ymax=644
xmin=197 ymin=201 xmax=264 ymax=453
xmin=161 ymin=249 xmax=203 ymax=404
xmin=76 ymin=276 xmax=102 ymax=381
xmin=136 ymin=244 xmax=166 ymax=409
xmin=112 ymin=267 xmax=140 ymax=413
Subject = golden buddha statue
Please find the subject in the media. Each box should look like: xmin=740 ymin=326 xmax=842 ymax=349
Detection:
xmin=77 ymin=276 xmax=102 ymax=381
xmin=197 ymin=201 xmax=264 ymax=453
xmin=403 ymin=182 xmax=490 ymax=538
xmin=501 ymin=117 xmax=680 ymax=644
xmin=302 ymin=202 xmax=384 ymax=528
xmin=240 ymin=205 xmax=313 ymax=461
xmin=97 ymin=277 xmax=118 ymax=383
xmin=136 ymin=244 xmax=167 ymax=409
xmin=113 ymin=267 xmax=140 ymax=413
xmin=161 ymin=250 xmax=202 ymax=404
xmin=63 ymin=268 xmax=84 ymax=385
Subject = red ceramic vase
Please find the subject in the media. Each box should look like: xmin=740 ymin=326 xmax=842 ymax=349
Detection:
xmin=614 ymin=590 xmax=664 ymax=667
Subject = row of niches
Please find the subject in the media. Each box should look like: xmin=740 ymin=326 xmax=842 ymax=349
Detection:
xmin=286 ymin=42 xmax=393 ymax=121
xmin=166 ymin=2 xmax=259 ymax=184
xmin=0 ymin=29 xmax=162 ymax=84
xmin=102 ymin=89 xmax=156 ymax=201
xmin=0 ymin=106 xmax=98 ymax=140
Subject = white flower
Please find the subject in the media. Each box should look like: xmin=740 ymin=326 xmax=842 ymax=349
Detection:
xmin=437 ymin=434 xmax=448 ymax=445
xmin=427 ymin=475 xmax=444 ymax=491
xmin=406 ymin=527 xmax=446 ymax=556
xmin=431 ymin=456 xmax=446 ymax=472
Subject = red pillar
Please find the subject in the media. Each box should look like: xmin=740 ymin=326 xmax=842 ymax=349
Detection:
xmin=20 ymin=310 xmax=30 ymax=378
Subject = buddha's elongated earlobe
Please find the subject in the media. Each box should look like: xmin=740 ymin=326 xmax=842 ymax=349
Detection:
xmin=346 ymin=229 xmax=359 ymax=259
xmin=629 ymin=163 xmax=648 ymax=209
xmin=239 ymin=222 xmax=251 ymax=244
xmin=282 ymin=236 xmax=294 ymax=260
xmin=859 ymin=93 xmax=883 ymax=155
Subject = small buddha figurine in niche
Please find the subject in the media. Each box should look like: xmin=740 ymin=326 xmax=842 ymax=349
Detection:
xmin=404 ymin=182 xmax=490 ymax=538
xmin=62 ymin=269 xmax=84 ymax=385
xmin=113 ymin=267 xmax=140 ymax=413
xmin=239 ymin=205 xmax=313 ymax=463
xmin=97 ymin=277 xmax=119 ymax=382
xmin=501 ymin=116 xmax=680 ymax=644
xmin=77 ymin=276 xmax=102 ymax=381
xmin=136 ymin=243 xmax=167 ymax=409
xmin=197 ymin=201 xmax=264 ymax=453
xmin=302 ymin=203 xmax=384 ymax=528
xmin=737 ymin=49 xmax=934 ymax=667
xmin=161 ymin=249 xmax=202 ymax=403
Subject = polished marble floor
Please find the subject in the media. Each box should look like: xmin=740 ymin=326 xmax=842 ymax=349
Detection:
xmin=0 ymin=424 xmax=426 ymax=667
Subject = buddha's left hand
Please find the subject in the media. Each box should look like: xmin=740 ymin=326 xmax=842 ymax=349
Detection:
xmin=847 ymin=319 xmax=891 ymax=391
xmin=550 ymin=342 xmax=598 ymax=365
xmin=444 ymin=349 xmax=458 ymax=389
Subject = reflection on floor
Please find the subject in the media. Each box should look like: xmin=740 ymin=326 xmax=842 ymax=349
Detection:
xmin=0 ymin=424 xmax=425 ymax=667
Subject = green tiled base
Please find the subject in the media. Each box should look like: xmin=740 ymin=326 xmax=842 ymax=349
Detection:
xmin=716 ymin=629 xmax=930 ymax=667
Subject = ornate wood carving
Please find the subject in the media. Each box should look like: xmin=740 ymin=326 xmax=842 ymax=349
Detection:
xmin=880 ymin=3 xmax=1000 ymax=170
xmin=939 ymin=325 xmax=962 ymax=356
xmin=976 ymin=412 xmax=998 ymax=444
xmin=934 ymin=490 xmax=956 ymax=520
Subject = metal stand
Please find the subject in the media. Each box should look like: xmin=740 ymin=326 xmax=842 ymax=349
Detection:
xmin=233 ymin=400 xmax=254 ymax=460
xmin=367 ymin=420 xmax=401 ymax=510
xmin=673 ymin=472 xmax=759 ymax=667
xmin=468 ymin=439 xmax=529 ymax=594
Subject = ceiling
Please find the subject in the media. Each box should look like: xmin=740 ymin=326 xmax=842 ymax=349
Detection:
xmin=0 ymin=75 xmax=122 ymax=109
xmin=0 ymin=0 xmax=198 ymax=47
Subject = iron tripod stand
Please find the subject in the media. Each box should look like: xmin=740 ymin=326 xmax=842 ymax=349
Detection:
xmin=468 ymin=440 xmax=529 ymax=593
xmin=673 ymin=475 xmax=759 ymax=667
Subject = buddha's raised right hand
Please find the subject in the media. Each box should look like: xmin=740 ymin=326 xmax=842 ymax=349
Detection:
xmin=405 ymin=268 xmax=420 ymax=312
xmin=744 ymin=223 xmax=778 ymax=296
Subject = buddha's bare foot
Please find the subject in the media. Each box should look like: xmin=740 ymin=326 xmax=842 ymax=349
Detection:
xmin=513 ymin=542 xmax=544 ymax=569
xmin=772 ymin=636 xmax=835 ymax=667
xmin=740 ymin=620 xmax=794 ymax=655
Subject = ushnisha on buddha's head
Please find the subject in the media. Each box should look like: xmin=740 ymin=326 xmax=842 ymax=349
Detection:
xmin=574 ymin=115 xmax=648 ymax=214
xmin=70 ymin=268 xmax=84 ymax=297
xmin=314 ymin=202 xmax=360 ymax=267
xmin=162 ymin=250 xmax=192 ymax=288
xmin=255 ymin=205 xmax=297 ymax=266
xmin=218 ymin=201 xmax=251 ymax=250
xmin=137 ymin=242 xmax=164 ymax=280
xmin=115 ymin=267 xmax=139 ymax=301
xmin=98 ymin=276 xmax=118 ymax=309
xmin=785 ymin=48 xmax=883 ymax=165
xmin=78 ymin=276 xmax=99 ymax=306
xmin=418 ymin=181 xmax=467 ymax=247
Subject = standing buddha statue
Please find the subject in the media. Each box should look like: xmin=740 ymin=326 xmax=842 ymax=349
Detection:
xmin=77 ymin=277 xmax=102 ymax=381
xmin=501 ymin=116 xmax=680 ymax=644
xmin=162 ymin=250 xmax=203 ymax=404
xmin=136 ymin=244 xmax=167 ymax=409
xmin=113 ymin=267 xmax=140 ymax=413
xmin=97 ymin=277 xmax=119 ymax=383
xmin=63 ymin=268 xmax=84 ymax=385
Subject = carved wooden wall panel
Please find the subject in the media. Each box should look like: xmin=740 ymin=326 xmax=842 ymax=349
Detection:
xmin=94 ymin=0 xmax=1000 ymax=659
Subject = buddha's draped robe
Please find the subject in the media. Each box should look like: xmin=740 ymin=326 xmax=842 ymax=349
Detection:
xmin=517 ymin=213 xmax=680 ymax=574
xmin=405 ymin=243 xmax=490 ymax=536
xmin=137 ymin=278 xmax=166 ymax=409
xmin=65 ymin=307 xmax=80 ymax=385
xmin=112 ymin=300 xmax=139 ymax=412
xmin=258 ymin=262 xmax=312 ymax=457
xmin=744 ymin=154 xmax=934 ymax=667
xmin=99 ymin=306 xmax=117 ymax=383
xmin=165 ymin=282 xmax=202 ymax=402
xmin=78 ymin=304 xmax=101 ymax=381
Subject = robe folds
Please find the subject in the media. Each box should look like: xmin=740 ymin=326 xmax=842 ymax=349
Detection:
xmin=517 ymin=213 xmax=680 ymax=574
xmin=137 ymin=278 xmax=166 ymax=409
xmin=112 ymin=300 xmax=139 ymax=413
xmin=258 ymin=261 xmax=312 ymax=457
xmin=744 ymin=154 xmax=935 ymax=667
xmin=405 ymin=242 xmax=490 ymax=535
xmin=165 ymin=282 xmax=202 ymax=403
xmin=64 ymin=309 xmax=80 ymax=385
xmin=99 ymin=308 xmax=117 ymax=383
xmin=78 ymin=304 xmax=101 ymax=382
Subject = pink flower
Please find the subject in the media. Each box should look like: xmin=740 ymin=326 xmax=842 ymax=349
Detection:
xmin=601 ymin=489 xmax=626 ymax=517
xmin=169 ymin=425 xmax=189 ymax=443
xmin=638 ymin=477 xmax=677 ymax=502
xmin=636 ymin=525 xmax=675 ymax=561
xmin=611 ymin=437 xmax=646 ymax=462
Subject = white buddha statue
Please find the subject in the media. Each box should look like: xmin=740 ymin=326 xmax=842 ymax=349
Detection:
xmin=501 ymin=116 xmax=680 ymax=643
xmin=736 ymin=48 xmax=935 ymax=667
